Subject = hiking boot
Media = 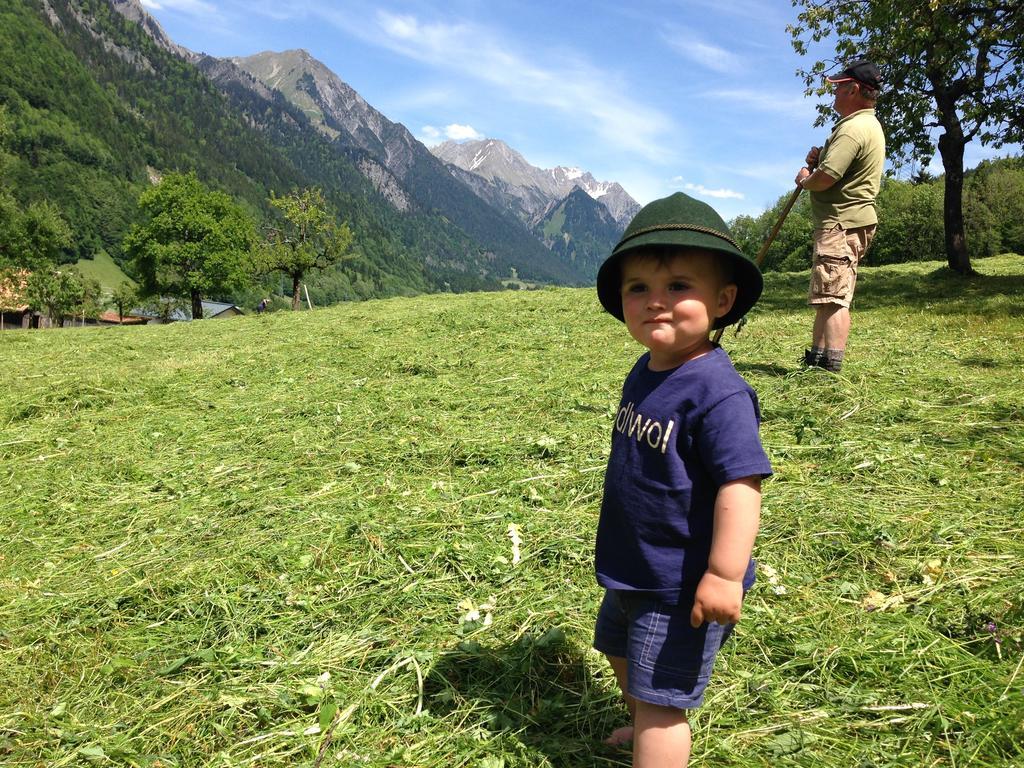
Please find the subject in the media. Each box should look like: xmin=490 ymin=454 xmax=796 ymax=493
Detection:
xmin=821 ymin=350 xmax=844 ymax=372
xmin=803 ymin=348 xmax=823 ymax=367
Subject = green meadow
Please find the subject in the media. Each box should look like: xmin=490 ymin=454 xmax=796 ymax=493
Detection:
xmin=2 ymin=255 xmax=1023 ymax=767
xmin=73 ymin=252 xmax=135 ymax=293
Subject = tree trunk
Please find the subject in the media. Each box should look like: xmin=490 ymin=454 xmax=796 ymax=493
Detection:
xmin=191 ymin=290 xmax=203 ymax=320
xmin=936 ymin=108 xmax=974 ymax=274
xmin=291 ymin=273 xmax=303 ymax=310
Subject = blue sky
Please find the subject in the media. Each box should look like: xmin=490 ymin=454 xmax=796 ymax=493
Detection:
xmin=140 ymin=0 xmax=1017 ymax=221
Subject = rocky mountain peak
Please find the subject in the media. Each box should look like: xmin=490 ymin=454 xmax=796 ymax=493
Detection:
xmin=232 ymin=50 xmax=386 ymax=149
xmin=430 ymin=138 xmax=639 ymax=226
xmin=107 ymin=0 xmax=194 ymax=59
xmin=434 ymin=138 xmax=540 ymax=188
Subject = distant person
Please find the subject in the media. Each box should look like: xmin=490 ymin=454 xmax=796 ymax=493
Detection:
xmin=795 ymin=58 xmax=886 ymax=372
xmin=257 ymin=297 xmax=268 ymax=314
xmin=593 ymin=192 xmax=772 ymax=766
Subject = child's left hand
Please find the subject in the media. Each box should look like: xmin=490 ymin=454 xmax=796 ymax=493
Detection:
xmin=690 ymin=571 xmax=743 ymax=627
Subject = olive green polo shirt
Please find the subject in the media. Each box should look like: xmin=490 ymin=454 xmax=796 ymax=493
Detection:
xmin=811 ymin=109 xmax=886 ymax=229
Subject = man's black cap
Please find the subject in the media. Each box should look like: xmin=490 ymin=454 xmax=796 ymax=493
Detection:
xmin=826 ymin=59 xmax=882 ymax=90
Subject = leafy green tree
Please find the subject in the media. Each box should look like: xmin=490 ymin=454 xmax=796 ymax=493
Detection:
xmin=0 ymin=106 xmax=73 ymax=270
xmin=729 ymin=195 xmax=813 ymax=273
xmin=109 ymin=281 xmax=140 ymax=322
xmin=124 ymin=173 xmax=257 ymax=319
xmin=17 ymin=200 xmax=74 ymax=268
xmin=727 ymin=214 xmax=761 ymax=255
xmin=0 ymin=198 xmax=73 ymax=271
xmin=25 ymin=267 xmax=83 ymax=328
xmin=0 ymin=104 xmax=10 ymax=176
xmin=77 ymin=275 xmax=104 ymax=324
xmin=964 ymin=158 xmax=1024 ymax=257
xmin=870 ymin=179 xmax=945 ymax=264
xmin=0 ymin=193 xmax=26 ymax=268
xmin=145 ymin=295 xmax=184 ymax=324
xmin=261 ymin=188 xmax=353 ymax=310
xmin=789 ymin=0 xmax=1024 ymax=274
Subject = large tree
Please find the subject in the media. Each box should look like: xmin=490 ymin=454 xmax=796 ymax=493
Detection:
xmin=789 ymin=0 xmax=1023 ymax=274
xmin=0 ymin=107 xmax=72 ymax=270
xmin=261 ymin=188 xmax=353 ymax=310
xmin=124 ymin=173 xmax=257 ymax=319
xmin=25 ymin=268 xmax=84 ymax=328
xmin=109 ymin=281 xmax=140 ymax=323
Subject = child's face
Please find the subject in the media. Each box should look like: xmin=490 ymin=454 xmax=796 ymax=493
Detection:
xmin=620 ymin=249 xmax=737 ymax=370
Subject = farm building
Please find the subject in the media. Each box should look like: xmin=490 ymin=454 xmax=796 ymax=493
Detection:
xmin=0 ymin=270 xmax=51 ymax=330
xmin=129 ymin=300 xmax=245 ymax=323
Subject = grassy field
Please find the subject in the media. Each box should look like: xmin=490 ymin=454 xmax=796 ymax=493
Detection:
xmin=2 ymin=255 xmax=1023 ymax=767
xmin=73 ymin=252 xmax=135 ymax=294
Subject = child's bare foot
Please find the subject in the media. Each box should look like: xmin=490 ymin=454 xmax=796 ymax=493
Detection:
xmin=603 ymin=725 xmax=634 ymax=746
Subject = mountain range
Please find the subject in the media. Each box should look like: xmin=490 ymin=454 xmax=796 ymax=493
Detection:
xmin=5 ymin=0 xmax=640 ymax=304
xmin=432 ymin=138 xmax=639 ymax=228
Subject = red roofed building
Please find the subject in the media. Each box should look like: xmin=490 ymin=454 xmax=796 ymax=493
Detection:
xmin=97 ymin=310 xmax=147 ymax=326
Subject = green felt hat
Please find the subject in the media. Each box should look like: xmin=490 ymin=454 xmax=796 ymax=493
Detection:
xmin=596 ymin=191 xmax=763 ymax=329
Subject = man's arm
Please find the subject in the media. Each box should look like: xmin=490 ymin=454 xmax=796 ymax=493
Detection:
xmin=795 ymin=166 xmax=838 ymax=191
xmin=690 ymin=476 xmax=762 ymax=627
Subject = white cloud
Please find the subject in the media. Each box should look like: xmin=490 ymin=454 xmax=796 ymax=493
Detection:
xmin=312 ymin=7 xmax=675 ymax=162
xmin=140 ymin=0 xmax=228 ymax=28
xmin=662 ymin=29 xmax=742 ymax=74
xmin=419 ymin=125 xmax=442 ymax=145
xmin=704 ymin=88 xmax=819 ymax=119
xmin=379 ymin=12 xmax=420 ymax=41
xmin=444 ymin=124 xmax=483 ymax=141
xmin=419 ymin=123 xmax=484 ymax=145
xmin=141 ymin=0 xmax=217 ymax=15
xmin=674 ymin=179 xmax=745 ymax=200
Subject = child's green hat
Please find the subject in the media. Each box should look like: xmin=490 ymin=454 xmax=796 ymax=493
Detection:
xmin=596 ymin=191 xmax=763 ymax=329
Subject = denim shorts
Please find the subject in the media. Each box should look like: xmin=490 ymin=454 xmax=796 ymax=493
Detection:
xmin=593 ymin=589 xmax=735 ymax=710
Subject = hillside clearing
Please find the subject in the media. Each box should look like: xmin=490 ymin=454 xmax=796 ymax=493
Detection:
xmin=73 ymin=251 xmax=135 ymax=295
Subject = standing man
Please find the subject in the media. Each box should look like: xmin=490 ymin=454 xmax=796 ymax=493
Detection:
xmin=795 ymin=59 xmax=885 ymax=373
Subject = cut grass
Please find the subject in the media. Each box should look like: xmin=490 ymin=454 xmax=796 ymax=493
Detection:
xmin=1 ymin=254 xmax=1023 ymax=767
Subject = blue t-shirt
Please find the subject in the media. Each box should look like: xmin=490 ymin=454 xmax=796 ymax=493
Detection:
xmin=595 ymin=346 xmax=772 ymax=604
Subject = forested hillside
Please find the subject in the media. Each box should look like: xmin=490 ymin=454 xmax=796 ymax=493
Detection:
xmin=535 ymin=187 xmax=621 ymax=281
xmin=0 ymin=0 xmax=579 ymax=305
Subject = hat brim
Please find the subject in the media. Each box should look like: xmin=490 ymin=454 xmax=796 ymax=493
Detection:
xmin=826 ymin=74 xmax=880 ymax=89
xmin=596 ymin=230 xmax=763 ymax=330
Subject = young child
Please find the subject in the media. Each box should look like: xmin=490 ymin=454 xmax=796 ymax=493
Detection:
xmin=593 ymin=192 xmax=772 ymax=767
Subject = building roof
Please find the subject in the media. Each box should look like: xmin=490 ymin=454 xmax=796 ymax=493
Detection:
xmin=98 ymin=310 xmax=148 ymax=325
xmin=131 ymin=300 xmax=245 ymax=321
xmin=202 ymin=301 xmax=244 ymax=317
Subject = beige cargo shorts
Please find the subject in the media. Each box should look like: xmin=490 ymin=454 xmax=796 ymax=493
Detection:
xmin=808 ymin=224 xmax=877 ymax=308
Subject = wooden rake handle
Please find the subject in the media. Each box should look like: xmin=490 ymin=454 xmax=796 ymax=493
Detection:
xmin=712 ymin=159 xmax=816 ymax=345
